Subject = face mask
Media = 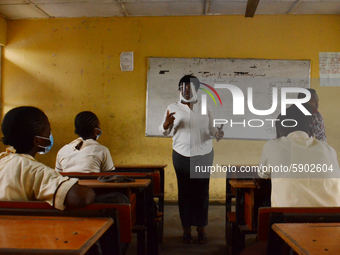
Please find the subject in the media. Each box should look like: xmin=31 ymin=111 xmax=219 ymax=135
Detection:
xmin=95 ymin=128 xmax=102 ymax=140
xmin=36 ymin=133 xmax=53 ymax=154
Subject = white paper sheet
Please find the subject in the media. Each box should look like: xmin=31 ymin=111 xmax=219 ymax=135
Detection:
xmin=319 ymin=52 xmax=340 ymax=86
xmin=120 ymin=52 xmax=134 ymax=71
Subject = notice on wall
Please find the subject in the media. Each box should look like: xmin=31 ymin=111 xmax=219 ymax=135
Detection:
xmin=120 ymin=52 xmax=134 ymax=71
xmin=319 ymin=52 xmax=340 ymax=86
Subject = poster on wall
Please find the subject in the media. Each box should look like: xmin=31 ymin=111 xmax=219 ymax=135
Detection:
xmin=319 ymin=52 xmax=340 ymax=86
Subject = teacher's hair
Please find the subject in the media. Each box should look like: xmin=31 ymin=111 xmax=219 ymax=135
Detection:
xmin=178 ymin=75 xmax=200 ymax=91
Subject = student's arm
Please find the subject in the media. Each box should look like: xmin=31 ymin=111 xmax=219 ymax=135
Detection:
xmin=55 ymin=151 xmax=63 ymax=172
xmin=64 ymin=184 xmax=95 ymax=208
xmin=101 ymin=147 xmax=115 ymax=172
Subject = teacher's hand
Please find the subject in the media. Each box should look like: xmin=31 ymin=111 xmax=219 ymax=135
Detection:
xmin=215 ymin=128 xmax=224 ymax=142
xmin=163 ymin=110 xmax=176 ymax=130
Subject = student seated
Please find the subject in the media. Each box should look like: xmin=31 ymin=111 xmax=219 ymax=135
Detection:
xmin=55 ymin=111 xmax=128 ymax=204
xmin=56 ymin=111 xmax=115 ymax=173
xmin=0 ymin=106 xmax=95 ymax=210
xmin=258 ymin=104 xmax=340 ymax=207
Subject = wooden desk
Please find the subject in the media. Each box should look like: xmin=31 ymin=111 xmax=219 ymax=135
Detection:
xmin=272 ymin=223 xmax=340 ymax=255
xmin=229 ymin=179 xmax=258 ymax=189
xmin=226 ymin=178 xmax=258 ymax=255
xmin=229 ymin=179 xmax=258 ymax=230
xmin=78 ymin=179 xmax=151 ymax=189
xmin=114 ymin=164 xmax=167 ymax=170
xmin=79 ymin=177 xmax=157 ymax=255
xmin=0 ymin=215 xmax=113 ymax=255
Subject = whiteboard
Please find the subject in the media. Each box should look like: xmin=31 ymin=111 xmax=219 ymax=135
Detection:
xmin=146 ymin=57 xmax=310 ymax=140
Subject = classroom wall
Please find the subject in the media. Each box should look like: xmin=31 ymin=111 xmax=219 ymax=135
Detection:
xmin=2 ymin=15 xmax=340 ymax=201
xmin=0 ymin=16 xmax=6 ymax=46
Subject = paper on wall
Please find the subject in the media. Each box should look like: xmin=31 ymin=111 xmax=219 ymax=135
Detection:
xmin=120 ymin=52 xmax=134 ymax=71
xmin=320 ymin=52 xmax=340 ymax=86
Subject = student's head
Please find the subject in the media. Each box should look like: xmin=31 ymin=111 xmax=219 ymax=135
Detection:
xmin=1 ymin=106 xmax=52 ymax=154
xmin=178 ymin=75 xmax=200 ymax=101
xmin=298 ymin=88 xmax=318 ymax=113
xmin=74 ymin=111 xmax=101 ymax=140
xmin=276 ymin=104 xmax=313 ymax=137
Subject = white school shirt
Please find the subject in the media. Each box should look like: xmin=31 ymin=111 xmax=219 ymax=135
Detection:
xmin=159 ymin=101 xmax=218 ymax=157
xmin=56 ymin=138 xmax=115 ymax=173
xmin=258 ymin=131 xmax=340 ymax=207
xmin=0 ymin=147 xmax=78 ymax=210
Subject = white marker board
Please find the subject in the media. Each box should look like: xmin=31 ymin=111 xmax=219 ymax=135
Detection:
xmin=146 ymin=57 xmax=310 ymax=140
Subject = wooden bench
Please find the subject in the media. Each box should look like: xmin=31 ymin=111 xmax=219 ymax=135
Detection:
xmin=0 ymin=201 xmax=137 ymax=255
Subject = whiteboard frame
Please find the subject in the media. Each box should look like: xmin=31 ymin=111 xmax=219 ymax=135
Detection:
xmin=146 ymin=57 xmax=311 ymax=140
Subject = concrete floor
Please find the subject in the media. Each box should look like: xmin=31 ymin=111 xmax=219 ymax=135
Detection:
xmin=126 ymin=204 xmax=231 ymax=255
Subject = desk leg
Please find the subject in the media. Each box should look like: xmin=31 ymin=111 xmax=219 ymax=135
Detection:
xmin=225 ymin=178 xmax=233 ymax=242
xmin=244 ymin=189 xmax=255 ymax=230
xmin=136 ymin=188 xmax=146 ymax=255
xmin=145 ymin=180 xmax=158 ymax=255
xmin=234 ymin=188 xmax=246 ymax=254
xmin=235 ymin=188 xmax=245 ymax=225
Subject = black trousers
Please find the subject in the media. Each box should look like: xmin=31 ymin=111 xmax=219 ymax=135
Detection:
xmin=172 ymin=149 xmax=213 ymax=228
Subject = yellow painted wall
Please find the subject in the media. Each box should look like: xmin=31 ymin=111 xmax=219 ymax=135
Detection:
xmin=0 ymin=16 xmax=6 ymax=46
xmin=2 ymin=15 xmax=340 ymax=201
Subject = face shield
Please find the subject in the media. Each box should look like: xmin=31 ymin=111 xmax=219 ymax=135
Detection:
xmin=180 ymin=82 xmax=198 ymax=103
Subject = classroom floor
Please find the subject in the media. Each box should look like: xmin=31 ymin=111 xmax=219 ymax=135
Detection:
xmin=126 ymin=204 xmax=257 ymax=255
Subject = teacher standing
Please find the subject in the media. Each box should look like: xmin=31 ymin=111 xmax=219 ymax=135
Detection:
xmin=159 ymin=75 xmax=224 ymax=244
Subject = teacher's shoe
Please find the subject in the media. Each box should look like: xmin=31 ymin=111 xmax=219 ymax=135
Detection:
xmin=198 ymin=232 xmax=208 ymax=244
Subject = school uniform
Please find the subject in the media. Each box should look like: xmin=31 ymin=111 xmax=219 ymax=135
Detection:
xmin=56 ymin=138 xmax=115 ymax=173
xmin=0 ymin=146 xmax=78 ymax=210
xmin=258 ymin=131 xmax=340 ymax=207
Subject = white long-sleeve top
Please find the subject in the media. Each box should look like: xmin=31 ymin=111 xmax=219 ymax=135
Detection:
xmin=159 ymin=101 xmax=218 ymax=157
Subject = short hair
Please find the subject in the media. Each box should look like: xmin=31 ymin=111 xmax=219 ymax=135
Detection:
xmin=1 ymin=106 xmax=48 ymax=153
xmin=277 ymin=104 xmax=313 ymax=137
xmin=298 ymin=88 xmax=316 ymax=99
xmin=74 ymin=111 xmax=99 ymax=137
xmin=178 ymin=75 xmax=200 ymax=91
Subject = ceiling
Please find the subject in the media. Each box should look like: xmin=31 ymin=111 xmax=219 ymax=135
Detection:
xmin=0 ymin=0 xmax=339 ymax=20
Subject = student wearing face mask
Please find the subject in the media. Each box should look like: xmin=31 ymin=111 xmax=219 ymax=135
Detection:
xmin=159 ymin=75 xmax=224 ymax=244
xmin=56 ymin=111 xmax=115 ymax=173
xmin=0 ymin=106 xmax=95 ymax=210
